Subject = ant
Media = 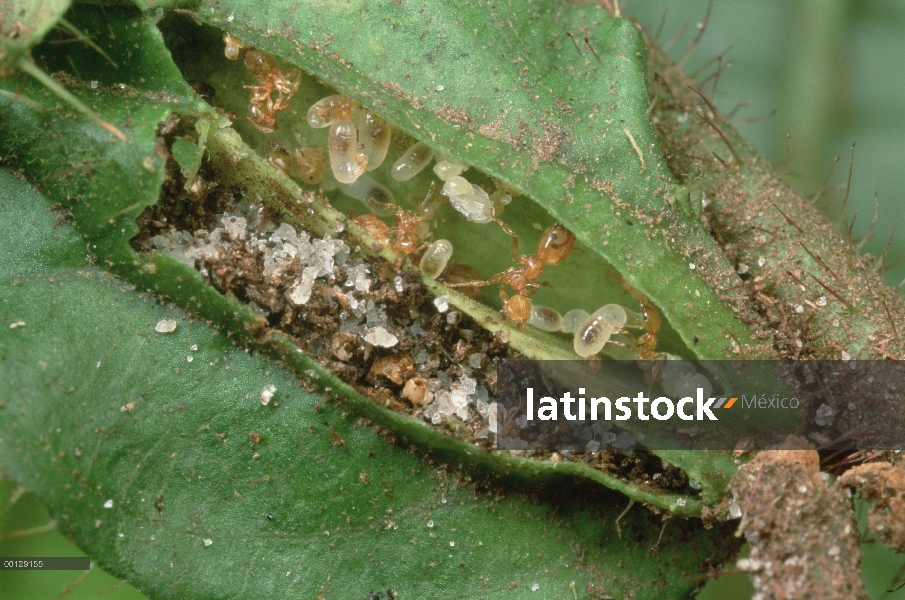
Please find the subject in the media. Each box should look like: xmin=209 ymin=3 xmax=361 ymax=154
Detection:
xmin=353 ymin=181 xmax=442 ymax=256
xmin=621 ymin=288 xmax=666 ymax=384
xmin=243 ymin=48 xmax=300 ymax=133
xmin=449 ymin=221 xmax=575 ymax=327
xmin=632 ymin=291 xmax=662 ymax=360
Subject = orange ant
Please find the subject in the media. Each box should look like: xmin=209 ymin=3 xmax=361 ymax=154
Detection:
xmin=449 ymin=221 xmax=576 ymax=327
xmin=625 ymin=290 xmax=668 ymax=385
xmin=352 ymin=181 xmax=442 ymax=257
xmin=632 ymin=291 xmax=662 ymax=360
xmin=244 ymin=48 xmax=300 ymax=133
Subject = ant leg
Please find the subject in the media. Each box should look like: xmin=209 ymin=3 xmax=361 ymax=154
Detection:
xmin=446 ymin=272 xmax=502 ymax=289
xmin=492 ymin=216 xmax=520 ymax=262
xmin=420 ymin=180 xmax=445 ymax=220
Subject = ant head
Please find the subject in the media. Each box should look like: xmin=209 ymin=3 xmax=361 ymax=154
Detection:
xmin=536 ymin=223 xmax=575 ymax=265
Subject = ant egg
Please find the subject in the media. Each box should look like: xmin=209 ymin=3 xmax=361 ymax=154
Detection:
xmin=573 ymin=304 xmax=628 ymax=358
xmin=307 ymin=95 xmax=354 ymax=128
xmin=441 ymin=176 xmax=474 ymax=197
xmin=527 ymin=305 xmax=563 ymax=332
xmin=419 ymin=239 xmax=453 ymax=280
xmin=560 ymin=309 xmax=590 ymax=333
xmin=223 ymin=33 xmax=243 ymax=60
xmin=448 ymin=185 xmax=493 ymax=223
xmin=328 ymin=122 xmax=367 ymax=184
xmin=433 ymin=159 xmax=466 ymax=181
xmin=354 ymin=109 xmax=391 ymax=171
xmin=337 ymin=175 xmax=395 ymax=217
xmin=391 ymin=142 xmax=435 ymax=181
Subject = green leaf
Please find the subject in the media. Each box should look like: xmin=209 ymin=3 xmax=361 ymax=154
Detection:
xmin=0 ymin=0 xmax=71 ymax=60
xmin=0 ymin=2 xmax=743 ymax=514
xmin=0 ymin=481 xmax=149 ymax=599
xmin=189 ymin=0 xmax=762 ymax=361
xmin=0 ymin=165 xmax=740 ymax=598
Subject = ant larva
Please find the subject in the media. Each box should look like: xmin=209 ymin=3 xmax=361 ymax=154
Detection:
xmin=243 ymin=48 xmax=300 ymax=133
xmin=307 ymin=95 xmax=392 ymax=184
xmin=448 ymin=221 xmax=576 ymax=327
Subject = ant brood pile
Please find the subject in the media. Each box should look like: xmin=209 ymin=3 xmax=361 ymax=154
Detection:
xmin=134 ymin=40 xmax=714 ymax=456
xmin=218 ymin=37 xmax=714 ymax=389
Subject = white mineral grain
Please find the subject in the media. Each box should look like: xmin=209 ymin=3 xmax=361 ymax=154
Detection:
xmin=260 ymin=384 xmax=276 ymax=406
xmin=363 ymin=326 xmax=398 ymax=348
xmin=289 ymin=267 xmax=319 ymax=305
xmin=433 ymin=295 xmax=449 ymax=312
xmin=221 ymin=215 xmax=247 ymax=240
xmin=273 ymin=222 xmax=297 ymax=242
xmin=155 ymin=319 xmax=178 ymax=333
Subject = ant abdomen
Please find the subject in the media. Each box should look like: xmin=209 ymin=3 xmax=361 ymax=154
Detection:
xmin=439 ymin=264 xmax=482 ymax=298
xmin=536 ymin=224 xmax=575 ymax=265
xmin=573 ymin=304 xmax=628 ymax=358
xmin=502 ymin=295 xmax=532 ymax=324
xmin=419 ymin=240 xmax=453 ymax=280
xmin=244 ymin=48 xmax=275 ymax=80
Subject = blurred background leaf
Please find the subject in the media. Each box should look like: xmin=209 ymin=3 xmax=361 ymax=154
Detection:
xmin=628 ymin=0 xmax=905 ymax=289
xmin=628 ymin=2 xmax=905 ymax=597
